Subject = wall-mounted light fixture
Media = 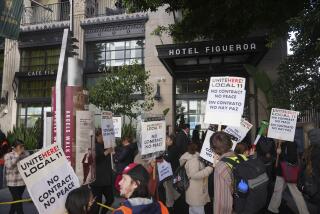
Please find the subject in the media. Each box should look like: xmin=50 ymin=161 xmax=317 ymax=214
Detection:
xmin=0 ymin=91 xmax=8 ymax=105
xmin=154 ymin=83 xmax=161 ymax=101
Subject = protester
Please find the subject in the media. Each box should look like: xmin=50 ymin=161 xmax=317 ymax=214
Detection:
xmin=133 ymin=152 xmax=158 ymax=198
xmin=209 ymin=131 xmax=235 ymax=214
xmin=234 ymin=142 xmax=255 ymax=157
xmin=113 ymin=163 xmax=169 ymax=214
xmin=114 ymin=137 xmax=136 ymax=174
xmin=192 ymin=125 xmax=201 ymax=149
xmin=4 ymin=139 xmax=29 ymax=214
xmin=297 ymin=129 xmax=320 ymax=214
xmin=176 ymin=124 xmax=190 ymax=158
xmin=0 ymin=132 xmax=10 ymax=189
xmin=65 ymin=185 xmax=95 ymax=214
xmin=90 ymin=128 xmax=114 ymax=214
xmin=268 ymin=140 xmax=309 ymax=214
xmin=162 ymin=134 xmax=180 ymax=212
xmin=179 ymin=143 xmax=213 ymax=214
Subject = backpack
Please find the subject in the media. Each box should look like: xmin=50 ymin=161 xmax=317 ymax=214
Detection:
xmin=297 ymin=165 xmax=320 ymax=203
xmin=172 ymin=162 xmax=189 ymax=193
xmin=113 ymin=201 xmax=169 ymax=214
xmin=222 ymin=155 xmax=269 ymax=214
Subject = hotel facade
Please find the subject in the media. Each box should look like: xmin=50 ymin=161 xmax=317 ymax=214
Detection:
xmin=0 ymin=0 xmax=288 ymax=142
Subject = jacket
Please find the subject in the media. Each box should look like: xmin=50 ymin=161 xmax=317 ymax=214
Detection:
xmin=175 ymin=130 xmax=189 ymax=158
xmin=114 ymin=143 xmax=136 ymax=174
xmin=113 ymin=197 xmax=168 ymax=214
xmin=179 ymin=152 xmax=213 ymax=206
xmin=91 ymin=141 xmax=112 ymax=186
xmin=163 ymin=144 xmax=180 ymax=172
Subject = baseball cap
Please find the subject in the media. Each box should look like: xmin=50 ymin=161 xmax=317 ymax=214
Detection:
xmin=122 ymin=163 xmax=149 ymax=184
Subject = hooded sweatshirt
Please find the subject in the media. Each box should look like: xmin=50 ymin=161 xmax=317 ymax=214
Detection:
xmin=113 ymin=198 xmax=167 ymax=214
xmin=179 ymin=152 xmax=213 ymax=206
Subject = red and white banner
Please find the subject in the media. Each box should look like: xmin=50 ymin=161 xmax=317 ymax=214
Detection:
xmin=64 ymin=86 xmax=88 ymax=167
xmin=51 ymin=87 xmax=56 ymax=145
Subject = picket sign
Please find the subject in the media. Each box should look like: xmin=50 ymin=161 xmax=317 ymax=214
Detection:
xmin=199 ymin=130 xmax=216 ymax=163
xmin=157 ymin=160 xmax=173 ymax=182
xmin=267 ymin=108 xmax=299 ymax=142
xmin=224 ymin=118 xmax=253 ymax=150
xmin=101 ymin=111 xmax=115 ymax=148
xmin=140 ymin=120 xmax=166 ymax=156
xmin=18 ymin=144 xmax=80 ymax=214
xmin=112 ymin=117 xmax=122 ymax=138
xmin=204 ymin=76 xmax=246 ymax=127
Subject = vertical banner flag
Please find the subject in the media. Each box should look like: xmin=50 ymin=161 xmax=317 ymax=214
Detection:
xmin=64 ymin=86 xmax=89 ymax=167
xmin=0 ymin=0 xmax=24 ymax=39
xmin=224 ymin=118 xmax=253 ymax=150
xmin=267 ymin=108 xmax=299 ymax=142
xmin=52 ymin=87 xmax=57 ymax=144
xmin=200 ymin=130 xmax=215 ymax=163
xmin=18 ymin=144 xmax=80 ymax=214
xmin=101 ymin=111 xmax=115 ymax=148
xmin=76 ymin=111 xmax=95 ymax=185
xmin=141 ymin=120 xmax=166 ymax=155
xmin=204 ymin=76 xmax=246 ymax=126
xmin=113 ymin=117 xmax=122 ymax=138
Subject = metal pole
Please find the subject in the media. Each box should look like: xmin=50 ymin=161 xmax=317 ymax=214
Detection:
xmin=69 ymin=0 xmax=73 ymax=32
xmin=30 ymin=0 xmax=53 ymax=12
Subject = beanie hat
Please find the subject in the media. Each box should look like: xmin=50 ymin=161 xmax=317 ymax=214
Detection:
xmin=308 ymin=128 xmax=320 ymax=146
xmin=122 ymin=163 xmax=149 ymax=184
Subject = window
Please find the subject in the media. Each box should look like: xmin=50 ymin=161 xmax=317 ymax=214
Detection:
xmin=18 ymin=79 xmax=55 ymax=98
xmin=20 ymin=47 xmax=60 ymax=73
xmin=176 ymin=78 xmax=210 ymax=94
xmin=17 ymin=104 xmax=51 ymax=128
xmin=0 ymin=52 xmax=3 ymax=91
xmin=86 ymin=39 xmax=144 ymax=70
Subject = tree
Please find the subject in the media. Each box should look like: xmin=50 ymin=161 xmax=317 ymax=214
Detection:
xmin=276 ymin=3 xmax=320 ymax=112
xmin=124 ymin=0 xmax=320 ymax=112
xmin=123 ymin=0 xmax=304 ymax=42
xmin=89 ymin=63 xmax=154 ymax=119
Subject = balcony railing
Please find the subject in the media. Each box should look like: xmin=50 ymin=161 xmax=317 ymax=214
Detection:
xmin=91 ymin=0 xmax=126 ymax=17
xmin=21 ymin=2 xmax=70 ymax=26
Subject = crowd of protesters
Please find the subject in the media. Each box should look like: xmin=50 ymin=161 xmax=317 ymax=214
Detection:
xmin=1 ymin=124 xmax=320 ymax=214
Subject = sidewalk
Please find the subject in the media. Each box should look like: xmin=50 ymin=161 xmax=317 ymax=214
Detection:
xmin=0 ymin=187 xmax=38 ymax=214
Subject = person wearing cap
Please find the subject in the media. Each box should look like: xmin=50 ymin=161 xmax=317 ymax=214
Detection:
xmin=113 ymin=163 xmax=169 ymax=214
xmin=4 ymin=139 xmax=29 ymax=214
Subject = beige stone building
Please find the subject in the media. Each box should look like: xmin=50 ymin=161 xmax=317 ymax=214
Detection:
xmin=0 ymin=0 xmax=287 ymax=143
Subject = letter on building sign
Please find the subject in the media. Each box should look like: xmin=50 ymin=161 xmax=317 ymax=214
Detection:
xmin=250 ymin=43 xmax=256 ymax=50
xmin=168 ymin=49 xmax=174 ymax=55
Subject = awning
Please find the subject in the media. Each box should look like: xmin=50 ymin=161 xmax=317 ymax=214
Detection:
xmin=156 ymin=37 xmax=268 ymax=77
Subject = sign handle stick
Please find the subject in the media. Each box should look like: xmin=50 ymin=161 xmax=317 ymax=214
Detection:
xmin=110 ymin=149 xmax=114 ymax=171
xmin=275 ymin=140 xmax=282 ymax=168
xmin=218 ymin=124 xmax=222 ymax=131
xmin=152 ymin=158 xmax=156 ymax=180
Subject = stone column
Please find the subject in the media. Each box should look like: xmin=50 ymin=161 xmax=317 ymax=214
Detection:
xmin=73 ymin=0 xmax=86 ymax=60
xmin=0 ymin=39 xmax=20 ymax=133
xmin=145 ymin=7 xmax=175 ymax=133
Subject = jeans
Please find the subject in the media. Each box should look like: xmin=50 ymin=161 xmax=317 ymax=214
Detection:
xmin=90 ymin=185 xmax=114 ymax=214
xmin=0 ymin=165 xmax=3 ymax=189
xmin=268 ymin=176 xmax=309 ymax=214
xmin=8 ymin=186 xmax=26 ymax=214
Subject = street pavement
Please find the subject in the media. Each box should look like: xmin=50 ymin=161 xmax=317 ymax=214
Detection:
xmin=0 ymin=187 xmax=38 ymax=214
xmin=0 ymin=187 xmax=122 ymax=214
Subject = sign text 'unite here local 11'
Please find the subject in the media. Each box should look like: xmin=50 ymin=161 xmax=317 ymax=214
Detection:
xmin=18 ymin=144 xmax=80 ymax=214
xmin=204 ymin=76 xmax=246 ymax=126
